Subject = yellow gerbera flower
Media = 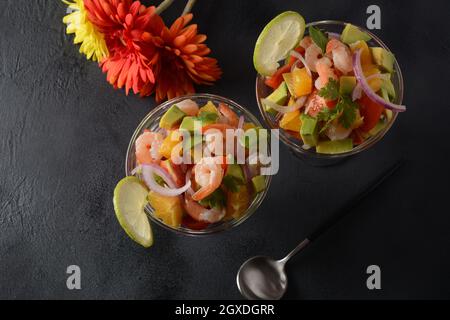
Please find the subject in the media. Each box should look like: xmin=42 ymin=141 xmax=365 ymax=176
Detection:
xmin=62 ymin=0 xmax=108 ymax=61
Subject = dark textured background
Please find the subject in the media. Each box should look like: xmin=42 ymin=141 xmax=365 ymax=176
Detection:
xmin=0 ymin=0 xmax=449 ymax=299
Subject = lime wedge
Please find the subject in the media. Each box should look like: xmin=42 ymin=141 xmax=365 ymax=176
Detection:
xmin=113 ymin=176 xmax=153 ymax=248
xmin=253 ymin=11 xmax=305 ymax=76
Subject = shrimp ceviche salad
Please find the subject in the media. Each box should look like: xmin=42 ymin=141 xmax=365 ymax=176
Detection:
xmin=114 ymin=98 xmax=269 ymax=246
xmin=254 ymin=12 xmax=406 ymax=154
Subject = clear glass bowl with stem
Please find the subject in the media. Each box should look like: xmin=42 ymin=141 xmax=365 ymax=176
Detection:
xmin=256 ymin=20 xmax=404 ymax=166
xmin=126 ymin=94 xmax=273 ymax=236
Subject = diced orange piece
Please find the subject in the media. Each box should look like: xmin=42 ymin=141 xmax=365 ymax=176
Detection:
xmin=279 ymin=110 xmax=302 ymax=132
xmin=159 ymin=130 xmax=181 ymax=160
xmin=226 ymin=185 xmax=250 ymax=219
xmin=292 ymin=67 xmax=312 ymax=97
xmin=148 ymin=190 xmax=184 ymax=228
xmin=350 ymin=40 xmax=373 ymax=66
xmin=362 ymin=64 xmax=382 ymax=92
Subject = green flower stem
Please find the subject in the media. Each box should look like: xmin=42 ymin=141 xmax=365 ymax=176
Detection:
xmin=182 ymin=0 xmax=197 ymax=15
xmin=155 ymin=0 xmax=175 ymax=15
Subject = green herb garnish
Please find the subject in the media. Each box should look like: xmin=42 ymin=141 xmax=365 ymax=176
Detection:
xmin=199 ymin=188 xmax=226 ymax=209
xmin=222 ymin=175 xmax=243 ymax=193
xmin=317 ymin=78 xmax=358 ymax=130
xmin=309 ymin=26 xmax=328 ymax=53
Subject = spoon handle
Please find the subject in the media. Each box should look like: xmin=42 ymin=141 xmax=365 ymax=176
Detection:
xmin=307 ymin=159 xmax=405 ymax=241
xmin=280 ymin=238 xmax=311 ymax=264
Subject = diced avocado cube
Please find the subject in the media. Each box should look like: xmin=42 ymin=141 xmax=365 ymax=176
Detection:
xmin=381 ymin=77 xmax=396 ymax=99
xmin=159 ymin=105 xmax=186 ymax=129
xmin=179 ymin=116 xmax=202 ymax=132
xmin=300 ymin=113 xmax=319 ymax=146
xmin=198 ymin=101 xmax=219 ymax=116
xmin=239 ymin=127 xmax=261 ymax=149
xmin=385 ymin=109 xmax=393 ymax=122
xmin=379 ymin=87 xmax=390 ymax=103
xmin=264 ymin=81 xmax=289 ymax=115
xmin=251 ymin=175 xmax=266 ymax=193
xmin=370 ymin=47 xmax=395 ymax=73
xmin=368 ymin=120 xmax=387 ymax=136
xmin=341 ymin=24 xmax=371 ymax=44
xmin=339 ymin=76 xmax=357 ymax=95
xmin=316 ymin=139 xmax=353 ymax=154
xmin=225 ymin=164 xmax=245 ymax=184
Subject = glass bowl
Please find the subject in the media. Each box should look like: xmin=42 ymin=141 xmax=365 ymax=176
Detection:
xmin=256 ymin=20 xmax=404 ymax=166
xmin=125 ymin=94 xmax=273 ymax=236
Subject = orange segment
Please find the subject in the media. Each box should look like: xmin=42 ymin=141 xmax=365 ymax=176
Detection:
xmin=226 ymin=185 xmax=250 ymax=219
xmin=159 ymin=130 xmax=182 ymax=160
xmin=362 ymin=64 xmax=382 ymax=92
xmin=350 ymin=40 xmax=372 ymax=66
xmin=292 ymin=67 xmax=312 ymax=97
xmin=147 ymin=190 xmax=184 ymax=228
xmin=279 ymin=110 xmax=301 ymax=132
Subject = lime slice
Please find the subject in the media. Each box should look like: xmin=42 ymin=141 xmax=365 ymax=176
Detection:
xmin=253 ymin=11 xmax=305 ymax=76
xmin=113 ymin=176 xmax=153 ymax=248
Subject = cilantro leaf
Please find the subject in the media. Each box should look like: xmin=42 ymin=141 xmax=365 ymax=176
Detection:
xmin=199 ymin=189 xmax=226 ymax=209
xmin=337 ymin=95 xmax=358 ymax=129
xmin=309 ymin=26 xmax=329 ymax=53
xmin=318 ymin=78 xmax=340 ymax=100
xmin=316 ymin=80 xmax=358 ymax=130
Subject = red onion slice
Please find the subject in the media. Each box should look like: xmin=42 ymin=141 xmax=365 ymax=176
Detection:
xmin=238 ymin=115 xmax=245 ymax=130
xmin=142 ymin=164 xmax=191 ymax=197
xmin=353 ymin=50 xmax=406 ymax=112
xmin=290 ymin=50 xmax=311 ymax=76
xmin=185 ymin=169 xmax=194 ymax=196
xmin=352 ymin=73 xmax=390 ymax=101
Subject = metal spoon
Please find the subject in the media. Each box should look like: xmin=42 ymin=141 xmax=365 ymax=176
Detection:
xmin=237 ymin=160 xmax=404 ymax=300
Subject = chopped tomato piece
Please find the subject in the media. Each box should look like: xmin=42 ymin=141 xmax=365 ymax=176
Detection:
xmin=264 ymin=64 xmax=291 ymax=89
xmin=358 ymin=94 xmax=385 ymax=132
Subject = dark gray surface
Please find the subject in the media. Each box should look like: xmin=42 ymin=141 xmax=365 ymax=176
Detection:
xmin=0 ymin=0 xmax=449 ymax=299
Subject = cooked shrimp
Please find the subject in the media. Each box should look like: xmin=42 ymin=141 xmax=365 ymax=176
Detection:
xmin=325 ymin=120 xmax=352 ymax=141
xmin=135 ymin=131 xmax=163 ymax=164
xmin=184 ymin=193 xmax=225 ymax=223
xmin=315 ymin=57 xmax=338 ymax=90
xmin=326 ymin=38 xmax=353 ymax=75
xmin=191 ymin=156 xmax=224 ymax=201
xmin=305 ymin=43 xmax=322 ymax=72
xmin=204 ymin=129 xmax=225 ymax=156
xmin=218 ymin=103 xmax=239 ymax=127
xmin=299 ymin=36 xmax=313 ymax=49
xmin=175 ymin=99 xmax=199 ymax=116
xmin=305 ymin=93 xmax=327 ymax=117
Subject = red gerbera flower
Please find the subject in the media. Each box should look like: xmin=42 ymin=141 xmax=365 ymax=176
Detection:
xmin=140 ymin=13 xmax=222 ymax=102
xmin=84 ymin=0 xmax=160 ymax=95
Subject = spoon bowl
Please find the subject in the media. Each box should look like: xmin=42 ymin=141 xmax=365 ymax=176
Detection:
xmin=236 ymin=256 xmax=287 ymax=300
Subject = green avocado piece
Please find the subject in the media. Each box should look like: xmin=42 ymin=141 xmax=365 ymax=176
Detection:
xmin=239 ymin=127 xmax=262 ymax=149
xmin=264 ymin=81 xmax=289 ymax=115
xmin=370 ymin=47 xmax=395 ymax=73
xmin=251 ymin=175 xmax=266 ymax=193
xmin=198 ymin=101 xmax=219 ymax=116
xmin=368 ymin=120 xmax=387 ymax=136
xmin=159 ymin=105 xmax=186 ymax=129
xmin=381 ymin=77 xmax=396 ymax=99
xmin=300 ymin=113 xmax=319 ymax=146
xmin=341 ymin=24 xmax=371 ymax=44
xmin=339 ymin=76 xmax=357 ymax=95
xmin=380 ymin=87 xmax=391 ymax=103
xmin=225 ymin=164 xmax=245 ymax=184
xmin=179 ymin=116 xmax=202 ymax=132
xmin=316 ymin=139 xmax=353 ymax=154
